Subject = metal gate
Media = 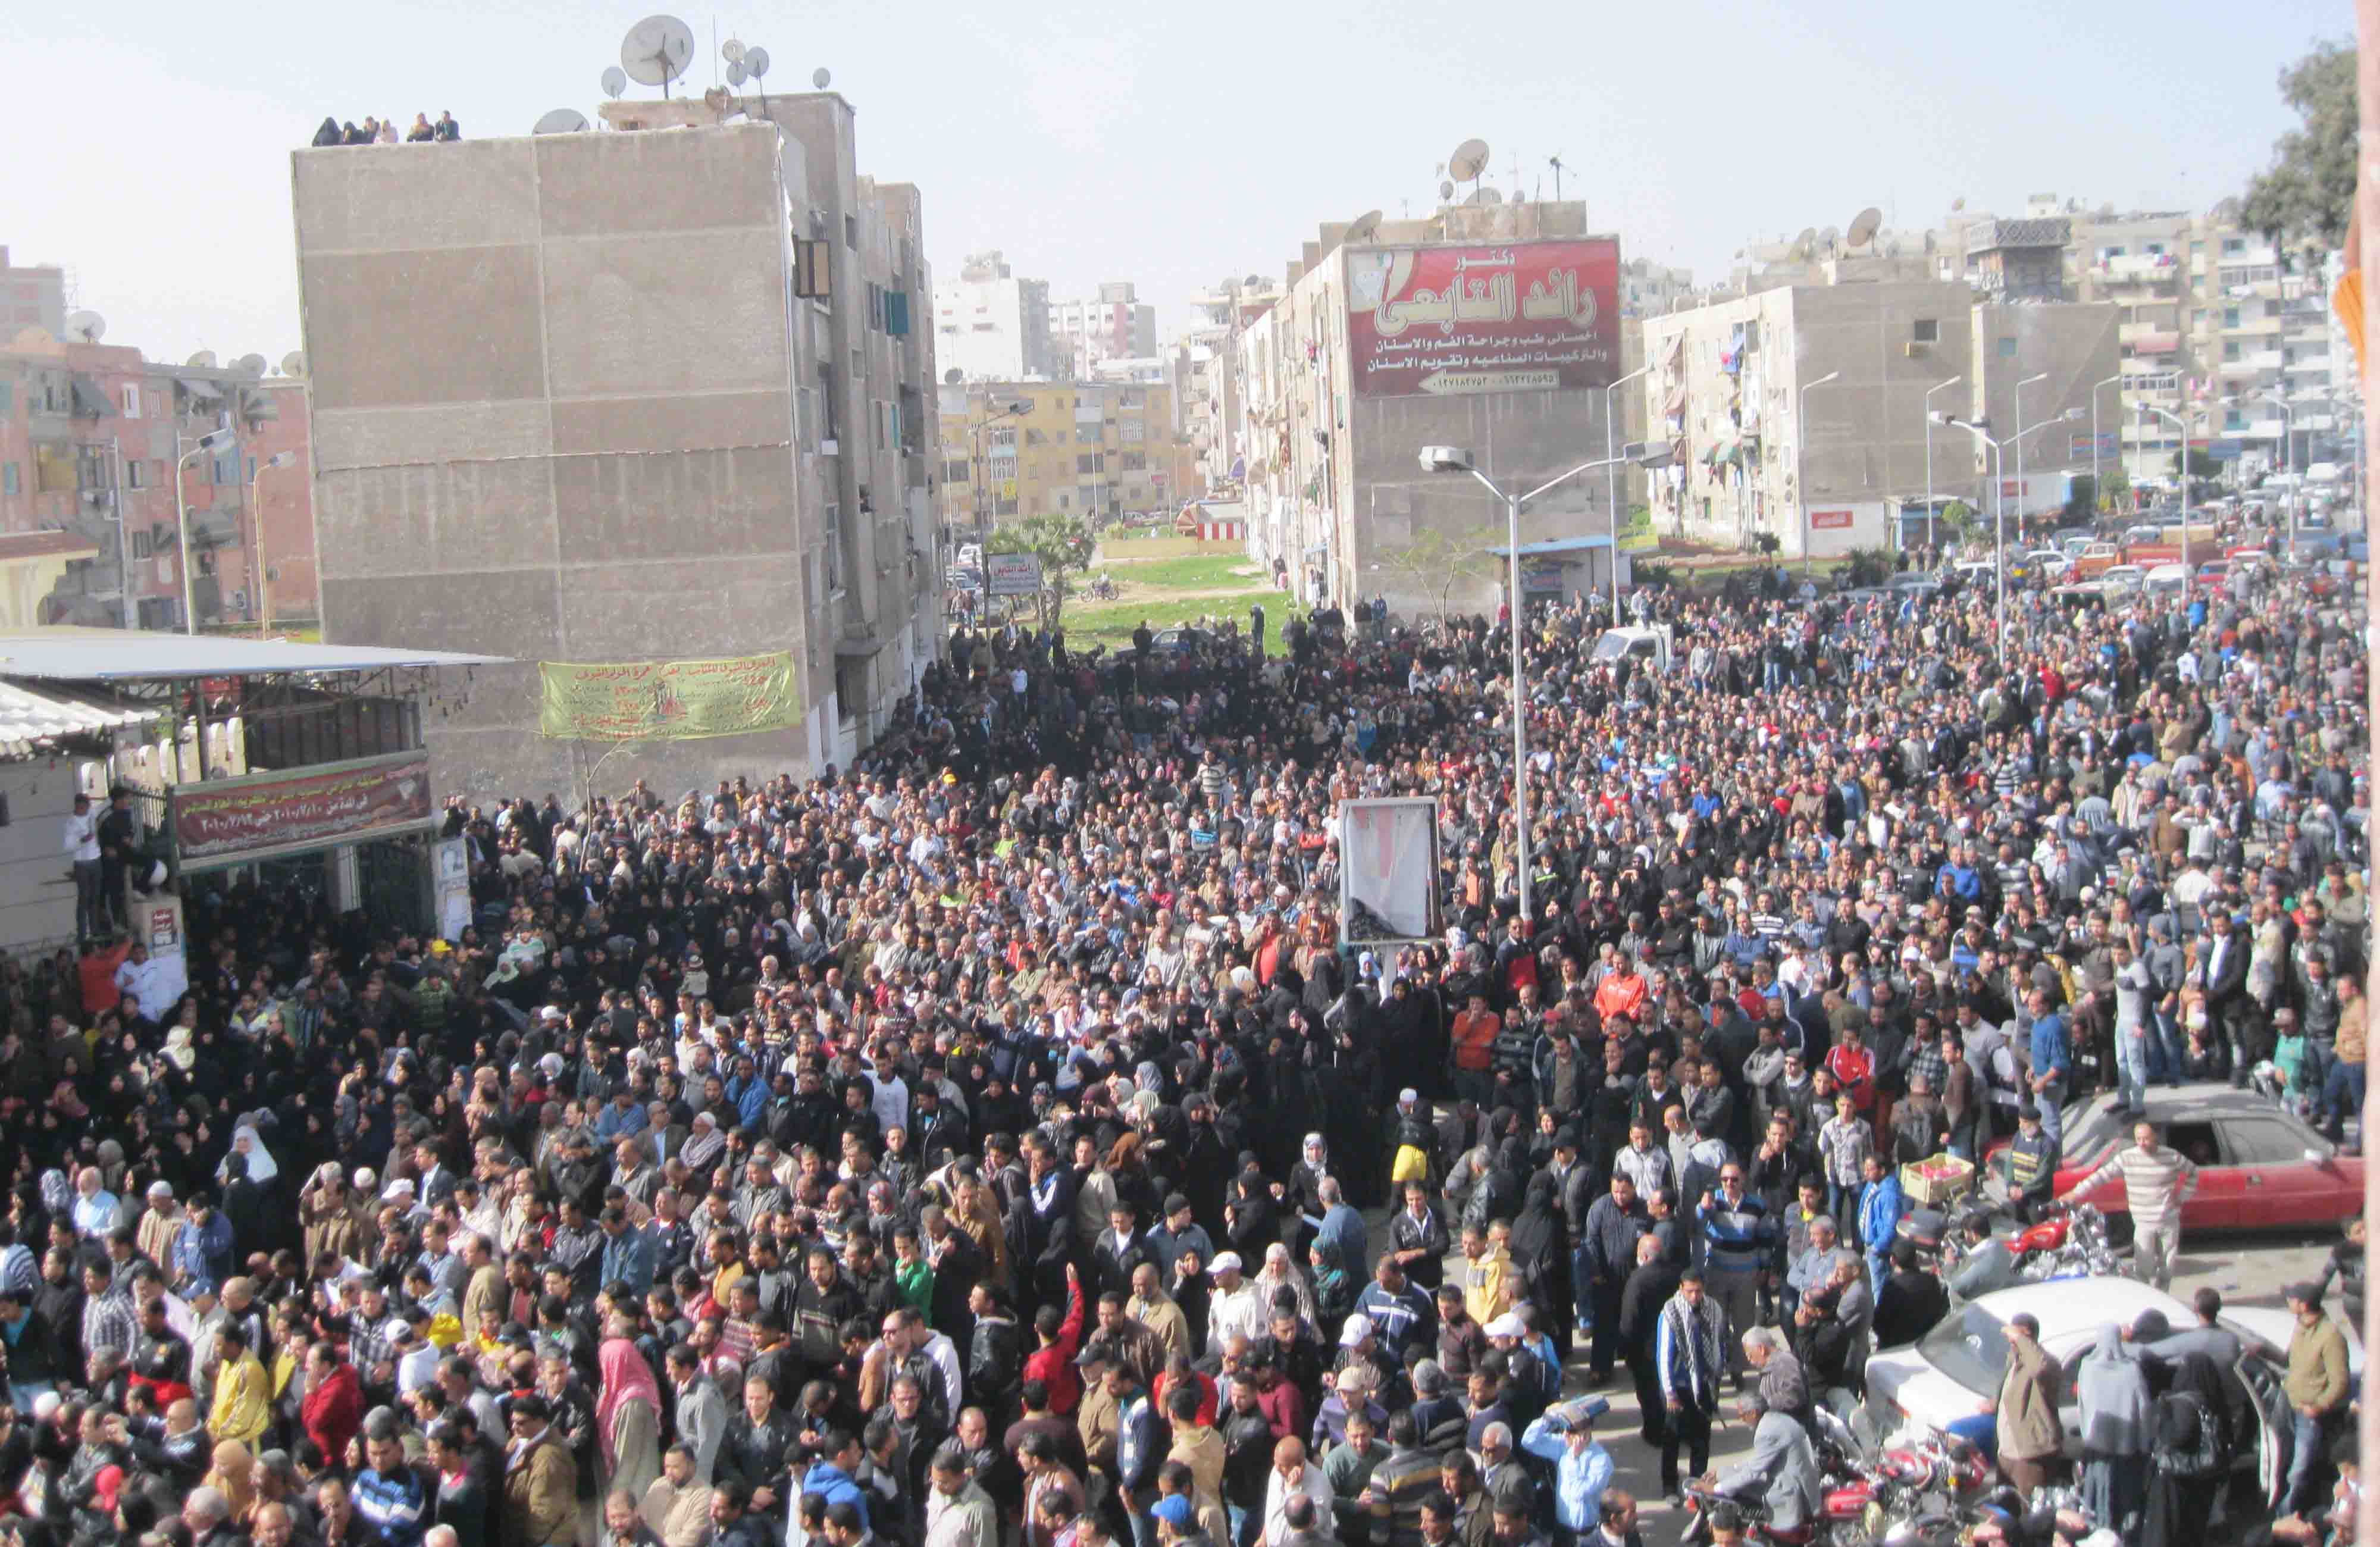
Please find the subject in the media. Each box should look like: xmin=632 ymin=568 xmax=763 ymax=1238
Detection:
xmin=356 ymin=832 xmax=433 ymax=937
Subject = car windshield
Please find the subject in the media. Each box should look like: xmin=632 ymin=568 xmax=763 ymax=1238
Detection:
xmin=1590 ymin=634 xmax=1632 ymax=662
xmin=1918 ymin=1302 xmax=2012 ymax=1397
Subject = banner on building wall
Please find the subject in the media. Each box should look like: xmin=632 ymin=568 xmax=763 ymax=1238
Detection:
xmin=1339 ymin=796 xmax=1442 ymax=945
xmin=1345 ymin=239 xmax=1621 ymax=397
xmin=537 ymin=653 xmax=802 ymax=741
xmin=1810 ymin=509 xmax=1855 ymax=530
xmin=170 ymin=752 xmax=433 ymax=866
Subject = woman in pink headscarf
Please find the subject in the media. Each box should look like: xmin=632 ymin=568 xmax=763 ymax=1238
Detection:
xmin=594 ymin=1321 xmax=663 ymax=1504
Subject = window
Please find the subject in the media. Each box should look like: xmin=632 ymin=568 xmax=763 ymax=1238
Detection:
xmin=125 ymin=460 xmax=145 ymax=490
xmin=2223 ymin=306 xmax=2241 ymax=328
xmin=245 ymin=455 xmax=257 ymax=483
xmin=1025 ymin=429 xmax=1047 ymax=447
xmin=793 ymin=239 xmax=831 ymax=301
xmin=2222 ymin=237 xmax=2246 ymax=254
xmin=0 ymin=463 xmax=14 ymax=496
xmin=817 ymin=364 xmax=841 ymax=442
xmin=844 ymin=214 xmax=858 ymax=250
xmin=1912 ymin=319 xmax=1939 ymax=343
xmin=120 ymin=384 xmax=140 ymax=417
xmin=2190 ymin=240 xmax=2205 ymax=256
xmin=2222 ymin=1120 xmax=2319 ymax=1166
xmin=1076 ymin=454 xmax=1102 ymax=475
xmin=2222 ymin=342 xmax=2241 ymax=362
xmin=1120 ymin=450 xmax=1147 ymax=472
xmin=1996 ymin=338 xmax=2017 ymax=359
xmin=835 ymin=657 xmax=865 ymax=725
xmin=867 ymin=283 xmax=884 ymax=331
xmin=823 ymin=502 xmax=845 ymax=592
xmin=0 ymin=383 xmax=11 ymax=414
xmin=941 ymin=458 xmax=968 ymax=484
xmin=2224 ymin=409 xmax=2246 ymax=431
xmin=131 ymin=528 xmax=152 ymax=559
xmin=874 ymin=400 xmax=889 ymax=450
xmin=1056 ymin=492 xmax=1070 ymax=510
xmin=885 ymin=292 xmax=910 ymax=336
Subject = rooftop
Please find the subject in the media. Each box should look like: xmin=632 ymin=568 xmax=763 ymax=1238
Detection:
xmin=0 ymin=627 xmax=505 ymax=682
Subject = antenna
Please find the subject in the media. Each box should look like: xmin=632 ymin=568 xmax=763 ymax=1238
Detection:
xmin=812 ymin=67 xmax=831 ymax=89
xmin=1344 ymin=209 xmax=1383 ymax=246
xmin=600 ymin=65 xmax=628 ymax=98
xmin=534 ymin=108 xmax=592 ymax=134
xmin=232 ymin=353 xmax=267 ymax=379
xmin=186 ymin=351 xmax=217 ymax=369
xmin=621 ymin=14 xmax=694 ymax=99
xmin=64 ymin=309 xmax=105 ymax=343
xmin=278 ymin=352 xmax=306 ymax=378
xmin=1448 ymin=138 xmax=1489 ymax=185
xmin=1846 ymin=206 xmax=1883 ymax=249
xmin=1546 ymin=152 xmax=1565 ymax=202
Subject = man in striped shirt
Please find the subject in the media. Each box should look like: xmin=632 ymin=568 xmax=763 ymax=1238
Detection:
xmin=2059 ymin=1120 xmax=2198 ymax=1291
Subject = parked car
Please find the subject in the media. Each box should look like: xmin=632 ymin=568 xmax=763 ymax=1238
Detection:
xmin=1886 ymin=571 xmax=1943 ymax=597
xmin=1148 ymin=626 xmax=1213 ymax=654
xmin=1865 ymin=1277 xmax=2359 ymax=1510
xmin=1988 ymin=1083 xmax=2364 ymax=1235
xmin=2095 ymin=564 xmax=2145 ymax=597
xmin=2141 ymin=562 xmax=2190 ymax=598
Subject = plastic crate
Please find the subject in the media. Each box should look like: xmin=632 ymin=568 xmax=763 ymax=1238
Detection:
xmin=1900 ymin=1155 xmax=1974 ymax=1205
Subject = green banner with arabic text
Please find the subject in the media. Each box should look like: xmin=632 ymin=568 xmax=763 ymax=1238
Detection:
xmin=538 ymin=653 xmax=801 ymax=741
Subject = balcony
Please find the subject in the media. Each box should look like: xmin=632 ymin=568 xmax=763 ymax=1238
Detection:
xmin=2097 ymin=253 xmax=2182 ymax=282
xmin=2285 ymin=353 xmax=2333 ymax=376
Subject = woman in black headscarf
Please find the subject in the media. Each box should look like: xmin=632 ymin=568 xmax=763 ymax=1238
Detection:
xmin=1505 ymin=1169 xmax=1572 ymax=1347
xmin=2141 ymin=1351 xmax=2230 ymax=1547
xmin=311 ymin=117 xmax=343 ymax=148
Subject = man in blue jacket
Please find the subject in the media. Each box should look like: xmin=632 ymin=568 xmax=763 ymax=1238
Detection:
xmin=1855 ymin=1154 xmax=1903 ymax=1291
xmin=2024 ymin=988 xmax=2071 ymax=1148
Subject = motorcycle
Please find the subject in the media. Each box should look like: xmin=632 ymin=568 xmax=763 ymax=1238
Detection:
xmin=1818 ymin=1427 xmax=1996 ymax=1547
xmin=2009 ymin=1201 xmax=2120 ymax=1282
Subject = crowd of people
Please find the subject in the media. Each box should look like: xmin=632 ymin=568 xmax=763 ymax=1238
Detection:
xmin=308 ymin=114 xmax=461 ymax=148
xmin=0 ymin=503 xmax=2363 ymax=1547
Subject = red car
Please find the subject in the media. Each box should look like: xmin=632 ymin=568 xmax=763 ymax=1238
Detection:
xmin=2043 ymin=1084 xmax=2364 ymax=1233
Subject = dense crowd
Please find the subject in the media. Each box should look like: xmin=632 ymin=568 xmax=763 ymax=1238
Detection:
xmin=0 ymin=510 xmax=2364 ymax=1547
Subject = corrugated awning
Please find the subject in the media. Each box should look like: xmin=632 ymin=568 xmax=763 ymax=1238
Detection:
xmin=69 ymin=375 xmax=114 ymax=418
xmin=187 ymin=511 xmax=240 ymax=549
xmin=1663 ymin=385 xmax=1687 ymax=415
xmin=177 ymin=377 xmax=223 ymax=401
xmin=0 ymin=679 xmax=155 ymax=758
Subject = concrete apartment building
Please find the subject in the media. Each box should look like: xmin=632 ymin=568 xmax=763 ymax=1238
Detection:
xmin=1051 ymin=283 xmax=1157 ymax=378
xmin=0 ymin=328 xmax=303 ymax=630
xmin=1637 ymin=259 xmax=2117 ymax=557
xmin=1 ymin=248 xmax=67 ymax=339
xmin=934 ymin=250 xmax=1053 ymax=381
xmin=1222 ymin=200 xmax=1634 ymax=611
xmin=291 ymin=95 xmax=940 ymax=801
xmin=936 ymin=379 xmax=1191 ymax=538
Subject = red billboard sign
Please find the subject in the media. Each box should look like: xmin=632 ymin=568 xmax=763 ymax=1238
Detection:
xmin=1346 ymin=239 xmax=1621 ymax=397
xmin=170 ymin=753 xmax=433 ymax=865
xmin=1810 ymin=509 xmax=1854 ymax=530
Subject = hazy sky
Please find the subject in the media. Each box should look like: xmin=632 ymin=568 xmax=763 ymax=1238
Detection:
xmin=2 ymin=0 xmax=2345 ymax=367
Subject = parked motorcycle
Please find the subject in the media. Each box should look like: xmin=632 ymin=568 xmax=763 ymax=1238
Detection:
xmin=1936 ymin=1201 xmax=2120 ymax=1287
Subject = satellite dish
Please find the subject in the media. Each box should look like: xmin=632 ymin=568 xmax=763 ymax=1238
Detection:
xmin=1448 ymin=138 xmax=1490 ymax=183
xmin=1819 ymin=226 xmax=1841 ymax=252
xmin=1345 ymin=209 xmax=1383 ymax=245
xmin=534 ymin=108 xmax=591 ymax=134
xmin=726 ymin=60 xmax=747 ymax=86
xmin=1438 ymin=180 xmax=1455 ymax=201
xmin=279 ymin=351 xmax=306 ymax=378
xmin=601 ymin=65 xmax=628 ymax=98
xmin=65 ymin=310 xmax=105 ymax=343
xmin=744 ymin=46 xmax=769 ymax=78
xmin=233 ymin=353 xmax=267 ymax=379
xmin=621 ymin=14 xmax=694 ymax=92
xmin=812 ymin=67 xmax=831 ymax=89
xmin=186 ymin=350 xmax=217 ymax=369
xmin=722 ymin=36 xmax=745 ymax=62
xmin=1846 ymin=207 xmax=1883 ymax=248
xmin=944 ymin=367 xmax=963 ymax=386
xmin=703 ymin=85 xmax=735 ymax=112
xmin=1465 ymin=187 xmax=1503 ymax=207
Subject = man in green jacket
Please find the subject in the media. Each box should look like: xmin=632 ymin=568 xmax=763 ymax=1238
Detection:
xmin=2281 ymin=1281 xmax=2351 ymax=1517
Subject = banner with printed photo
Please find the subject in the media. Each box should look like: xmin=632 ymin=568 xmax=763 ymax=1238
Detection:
xmin=1339 ymin=796 xmax=1442 ymax=945
xmin=538 ymin=653 xmax=801 ymax=741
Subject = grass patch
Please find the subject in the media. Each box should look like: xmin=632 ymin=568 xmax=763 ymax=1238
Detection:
xmin=1098 ymin=534 xmax=1242 ymax=560
xmin=1056 ymin=597 xmax=1288 ymax=657
xmin=1106 ymin=555 xmax=1263 ymax=590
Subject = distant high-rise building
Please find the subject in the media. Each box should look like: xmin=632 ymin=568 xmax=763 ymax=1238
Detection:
xmin=1050 ymin=281 xmax=1156 ymax=378
xmin=0 ymin=246 xmax=65 ymax=339
xmin=933 ymin=251 xmax=1052 ymax=380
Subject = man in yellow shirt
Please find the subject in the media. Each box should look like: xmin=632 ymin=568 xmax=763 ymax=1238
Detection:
xmin=1460 ymin=1226 xmax=1513 ymax=1326
xmin=208 ymin=1323 xmax=273 ymax=1448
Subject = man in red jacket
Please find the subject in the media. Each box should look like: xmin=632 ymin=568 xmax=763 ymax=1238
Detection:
xmin=300 ymin=1342 xmax=364 ymax=1464
xmin=1022 ymin=1264 xmax=1085 ymax=1415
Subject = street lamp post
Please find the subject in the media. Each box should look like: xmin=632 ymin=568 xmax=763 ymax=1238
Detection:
xmin=2254 ymin=389 xmax=2297 ymax=556
xmin=1924 ymin=376 xmax=1962 ymax=553
xmin=1604 ymin=364 xmax=1652 ymax=616
xmin=248 ymin=450 xmax=296 ymax=635
xmin=2089 ymin=373 xmax=2125 ymax=522
xmin=969 ymin=399 xmax=1031 ymax=548
xmin=1797 ymin=371 xmax=1842 ymax=568
xmin=2013 ymin=372 xmax=2048 ymax=547
xmin=2135 ymin=402 xmax=2194 ymax=581
xmin=173 ymin=428 xmax=237 ymax=635
xmin=1420 ymin=440 xmax=1675 ymax=926
xmin=1936 ymin=411 xmax=2083 ymax=668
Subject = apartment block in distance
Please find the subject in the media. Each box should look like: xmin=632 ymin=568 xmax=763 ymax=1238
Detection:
xmin=934 ymin=251 xmax=1053 ymax=381
xmin=291 ymin=94 xmax=940 ymax=800
xmin=936 ymin=378 xmax=1193 ymax=540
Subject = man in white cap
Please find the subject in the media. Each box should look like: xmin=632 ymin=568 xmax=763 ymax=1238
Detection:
xmin=136 ymin=1180 xmax=186 ymax=1270
xmin=1205 ymin=1252 xmax=1267 ymax=1356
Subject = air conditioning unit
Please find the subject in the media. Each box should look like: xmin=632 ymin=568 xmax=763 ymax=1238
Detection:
xmin=1903 ymin=342 xmax=1930 ymax=358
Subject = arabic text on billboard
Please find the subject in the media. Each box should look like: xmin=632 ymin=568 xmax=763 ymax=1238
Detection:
xmin=985 ymin=553 xmax=1043 ymax=597
xmin=1346 ymin=239 xmax=1621 ymax=398
xmin=538 ymin=653 xmax=801 ymax=741
xmin=171 ymin=754 xmax=433 ymax=863
xmin=1810 ymin=509 xmax=1855 ymax=531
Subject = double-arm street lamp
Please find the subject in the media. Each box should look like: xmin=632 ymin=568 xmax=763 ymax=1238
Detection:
xmin=1420 ymin=440 xmax=1677 ymax=925
xmin=1932 ymin=408 xmax=2082 ymax=667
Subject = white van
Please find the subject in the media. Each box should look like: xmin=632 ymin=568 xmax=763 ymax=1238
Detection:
xmin=2143 ymin=562 xmax=2190 ymax=598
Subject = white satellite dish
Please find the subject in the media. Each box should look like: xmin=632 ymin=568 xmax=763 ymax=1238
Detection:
xmin=232 ymin=353 xmax=267 ymax=379
xmin=1344 ymin=209 xmax=1383 ymax=245
xmin=279 ymin=351 xmax=306 ymax=378
xmin=1438 ymin=180 xmax=1455 ymax=201
xmin=743 ymin=46 xmax=769 ymax=79
xmin=600 ymin=65 xmax=628 ymax=98
xmin=621 ymin=14 xmax=694 ymax=96
xmin=186 ymin=350 xmax=217 ymax=369
xmin=1846 ymin=206 xmax=1883 ymax=249
xmin=65 ymin=310 xmax=105 ymax=343
xmin=726 ymin=60 xmax=747 ymax=86
xmin=722 ymin=36 xmax=746 ymax=62
xmin=534 ymin=108 xmax=591 ymax=134
xmin=1448 ymin=138 xmax=1490 ymax=183
xmin=812 ymin=67 xmax=831 ymax=89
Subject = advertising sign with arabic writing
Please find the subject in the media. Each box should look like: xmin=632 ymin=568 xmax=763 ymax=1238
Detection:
xmin=538 ymin=653 xmax=801 ymax=741
xmin=1346 ymin=239 xmax=1621 ymax=397
xmin=170 ymin=753 xmax=433 ymax=866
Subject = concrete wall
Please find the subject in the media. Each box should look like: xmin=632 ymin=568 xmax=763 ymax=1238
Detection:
xmin=293 ymin=126 xmax=817 ymax=801
xmin=0 ymin=757 xmax=87 ymax=951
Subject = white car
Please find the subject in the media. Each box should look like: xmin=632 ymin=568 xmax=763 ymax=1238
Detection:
xmin=1865 ymin=1278 xmax=2359 ymax=1508
xmin=2095 ymin=564 xmax=2144 ymax=597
